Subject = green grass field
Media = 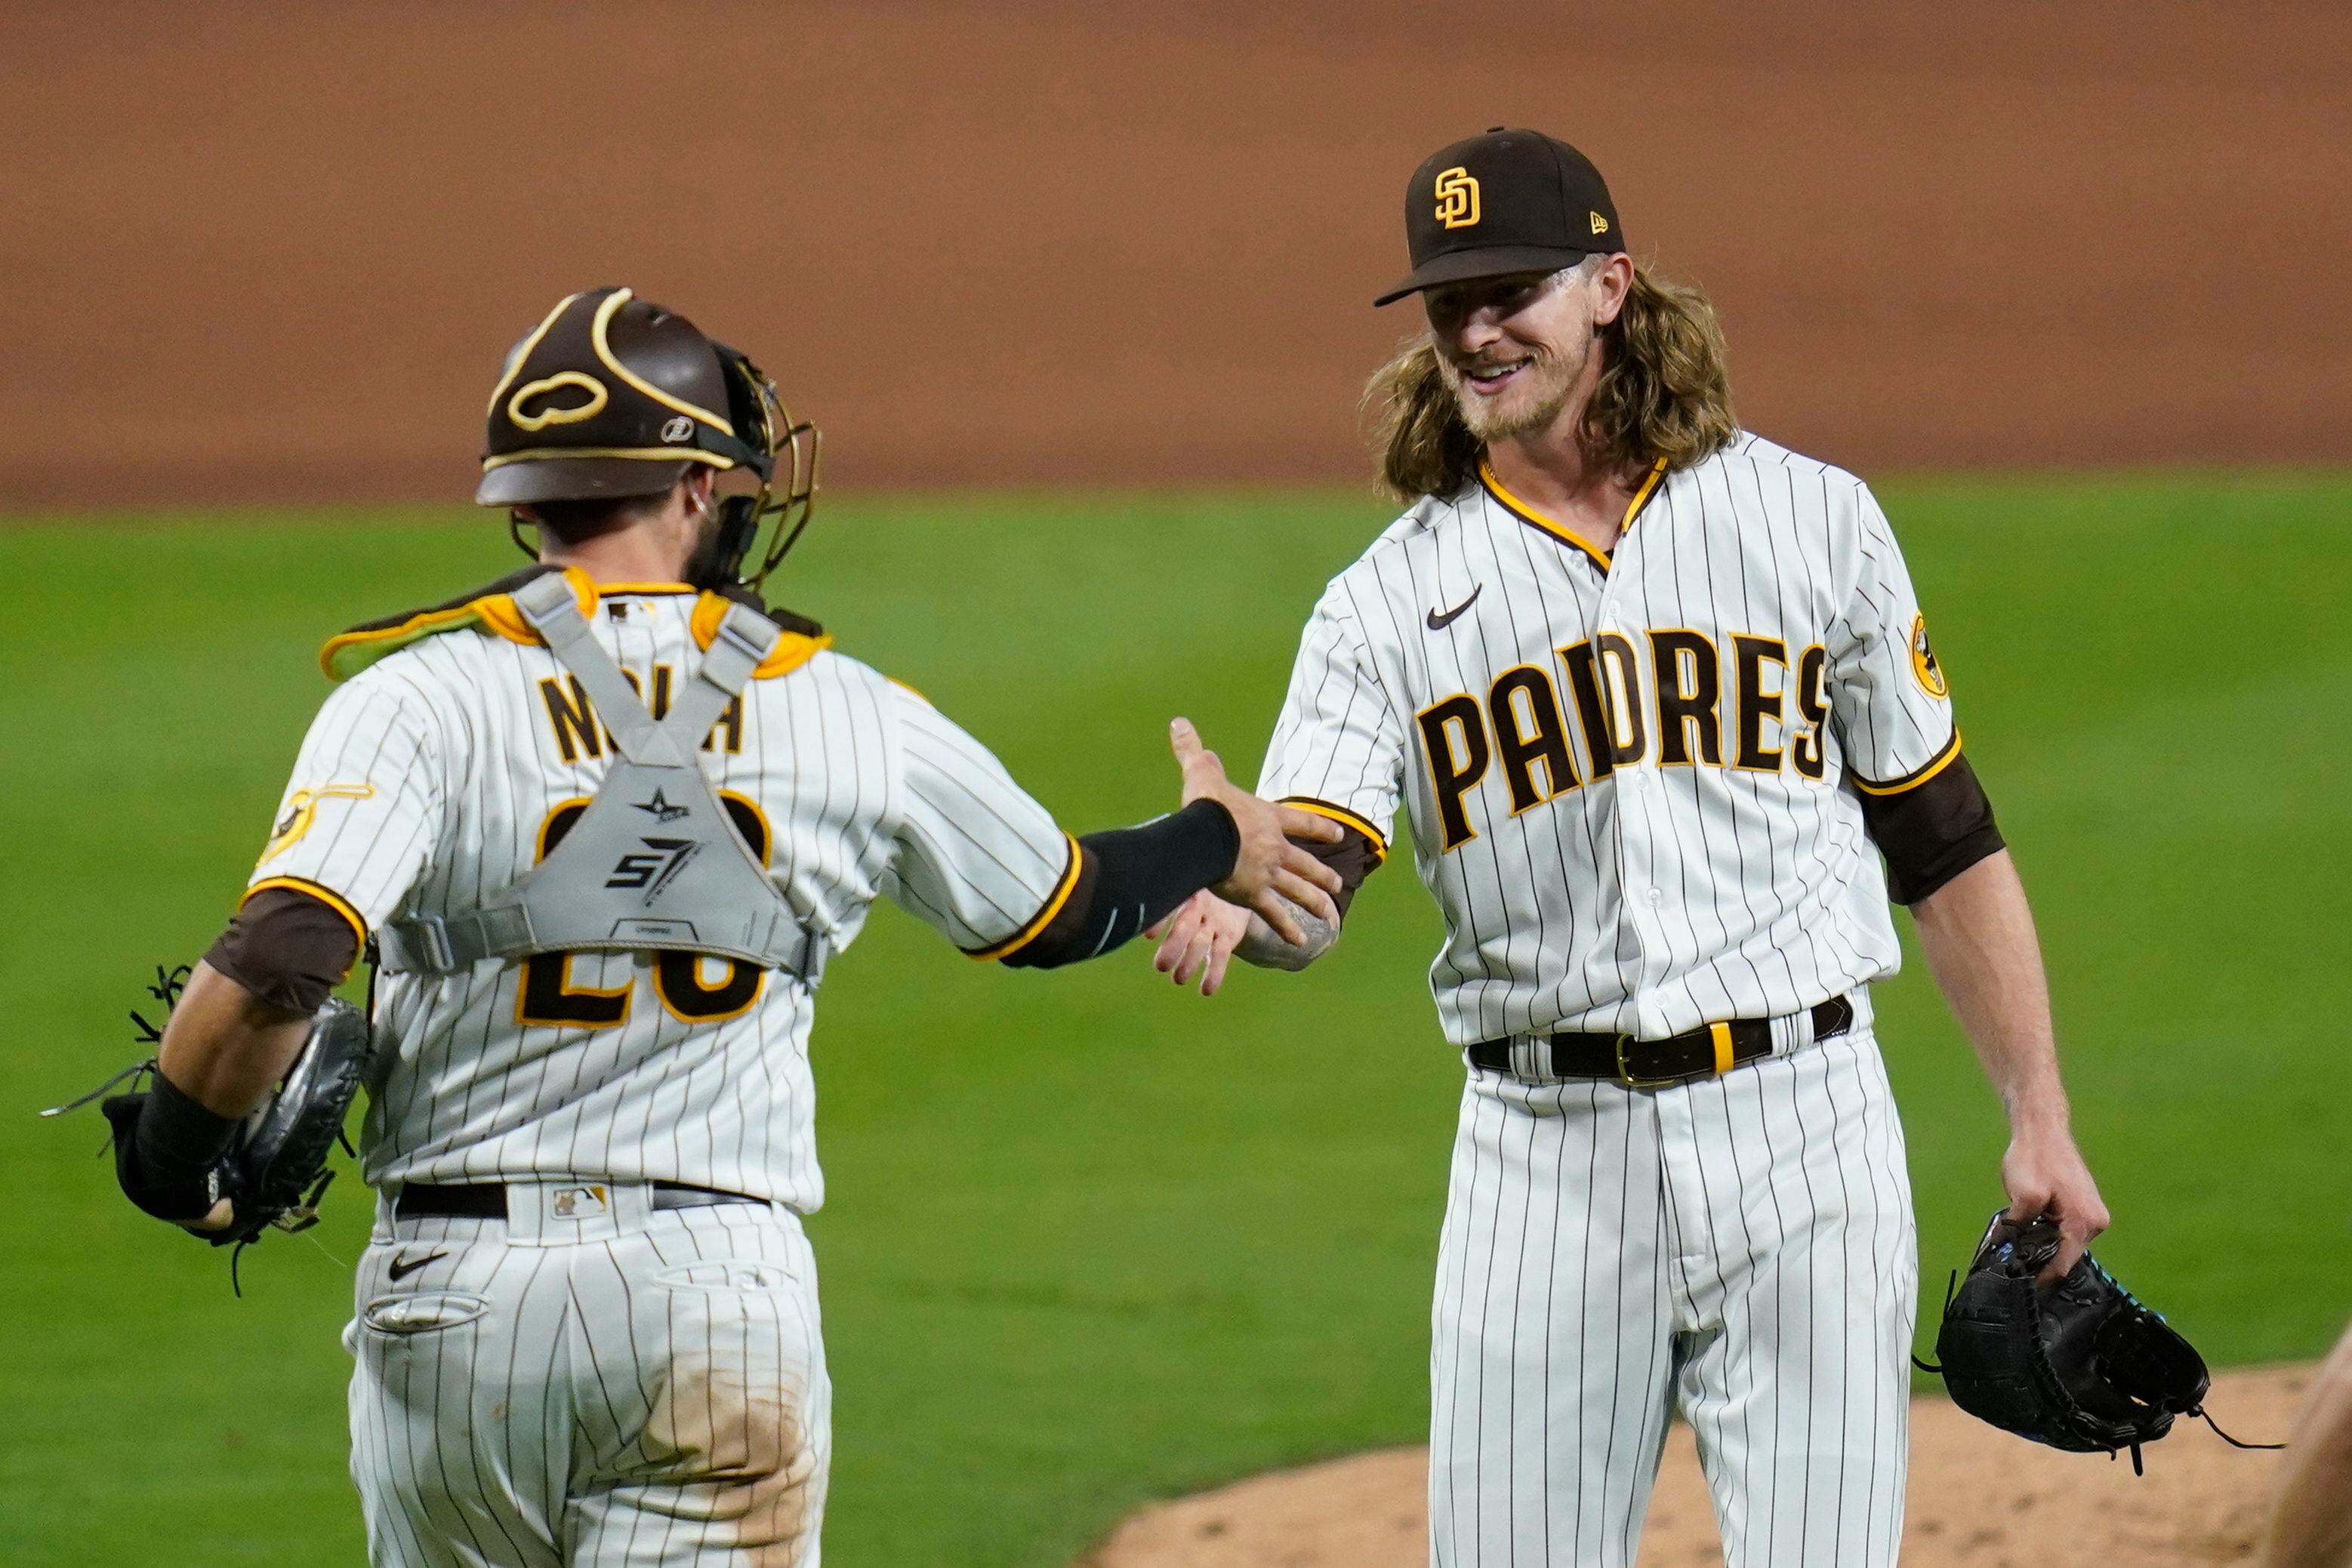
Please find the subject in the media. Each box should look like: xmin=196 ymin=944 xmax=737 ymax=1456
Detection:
xmin=2 ymin=475 xmax=2346 ymax=1565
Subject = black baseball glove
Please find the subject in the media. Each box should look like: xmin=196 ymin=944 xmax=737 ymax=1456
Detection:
xmin=54 ymin=967 xmax=374 ymax=1261
xmin=1918 ymin=1208 xmax=2276 ymax=1473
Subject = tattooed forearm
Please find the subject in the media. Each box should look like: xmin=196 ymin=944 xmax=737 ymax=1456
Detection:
xmin=1235 ymin=899 xmax=1340 ymax=971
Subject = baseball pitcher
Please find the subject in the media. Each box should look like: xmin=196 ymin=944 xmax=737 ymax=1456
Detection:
xmin=99 ymin=287 xmax=1341 ymax=1566
xmin=1151 ymin=129 xmax=2111 ymax=1566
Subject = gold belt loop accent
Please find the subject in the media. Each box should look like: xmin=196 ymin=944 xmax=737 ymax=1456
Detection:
xmin=1709 ymin=1021 xmax=1735 ymax=1075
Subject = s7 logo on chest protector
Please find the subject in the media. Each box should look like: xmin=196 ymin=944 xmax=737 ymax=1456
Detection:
xmin=606 ymin=836 xmax=702 ymax=901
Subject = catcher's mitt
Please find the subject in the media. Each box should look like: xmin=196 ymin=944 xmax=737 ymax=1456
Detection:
xmin=214 ymin=992 xmax=374 ymax=1246
xmin=50 ymin=965 xmax=375 ymax=1276
xmin=1917 ymin=1209 xmax=2278 ymax=1473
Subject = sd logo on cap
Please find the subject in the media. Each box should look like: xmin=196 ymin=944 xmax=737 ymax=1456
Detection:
xmin=1378 ymin=128 xmax=1626 ymax=307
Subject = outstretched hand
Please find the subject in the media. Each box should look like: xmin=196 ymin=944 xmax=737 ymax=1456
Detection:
xmin=1169 ymin=718 xmax=1342 ymax=946
xmin=1148 ymin=889 xmax=1253 ymax=995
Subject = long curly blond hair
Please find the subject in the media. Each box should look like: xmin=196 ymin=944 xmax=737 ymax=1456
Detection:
xmin=1362 ymin=263 xmax=1738 ymax=502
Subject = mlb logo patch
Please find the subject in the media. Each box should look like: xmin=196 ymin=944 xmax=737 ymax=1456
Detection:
xmin=550 ymin=1185 xmax=609 ymax=1219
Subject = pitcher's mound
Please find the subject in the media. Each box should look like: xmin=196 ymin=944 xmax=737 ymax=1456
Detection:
xmin=1087 ymin=1364 xmax=2310 ymax=1567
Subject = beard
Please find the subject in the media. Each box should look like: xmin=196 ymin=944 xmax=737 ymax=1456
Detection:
xmin=1435 ymin=340 xmax=1586 ymax=442
xmin=682 ymin=497 xmax=751 ymax=590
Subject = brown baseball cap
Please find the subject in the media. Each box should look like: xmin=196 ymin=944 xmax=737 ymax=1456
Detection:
xmin=476 ymin=287 xmax=769 ymax=507
xmin=1375 ymin=128 xmax=1626 ymax=307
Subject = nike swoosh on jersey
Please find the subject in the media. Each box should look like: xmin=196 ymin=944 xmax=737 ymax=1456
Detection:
xmin=1426 ymin=584 xmax=1484 ymax=630
xmin=387 ymin=1249 xmax=449 ymax=1283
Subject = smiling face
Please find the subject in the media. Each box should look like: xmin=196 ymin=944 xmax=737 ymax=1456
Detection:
xmin=1422 ymin=256 xmax=1630 ymax=444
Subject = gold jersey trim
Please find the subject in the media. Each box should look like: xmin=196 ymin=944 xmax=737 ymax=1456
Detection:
xmin=1848 ymin=729 xmax=1964 ymax=796
xmin=319 ymin=570 xmax=830 ymax=683
xmin=688 ymin=593 xmax=830 ymax=679
xmin=966 ymin=833 xmax=1084 ymax=962
xmin=244 ymin=876 xmax=370 ymax=948
xmin=1275 ymin=796 xmax=1390 ymax=863
xmin=1478 ymin=456 xmax=1667 ymax=570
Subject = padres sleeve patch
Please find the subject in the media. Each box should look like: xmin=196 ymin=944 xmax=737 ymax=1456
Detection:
xmin=259 ymin=784 xmax=378 ymax=867
xmin=1910 ymin=614 xmax=1949 ymax=698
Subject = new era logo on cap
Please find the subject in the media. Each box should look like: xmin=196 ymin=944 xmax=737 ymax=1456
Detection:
xmin=1376 ymin=127 xmax=1628 ymax=307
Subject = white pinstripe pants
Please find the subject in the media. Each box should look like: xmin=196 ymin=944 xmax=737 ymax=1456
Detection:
xmin=346 ymin=1189 xmax=831 ymax=1567
xmin=1429 ymin=1025 xmax=1916 ymax=1568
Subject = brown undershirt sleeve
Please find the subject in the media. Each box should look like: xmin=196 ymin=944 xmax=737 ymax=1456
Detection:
xmin=203 ymin=886 xmax=363 ymax=1014
xmin=1296 ymin=824 xmax=1382 ymax=918
xmin=1856 ymin=752 xmax=2005 ymax=904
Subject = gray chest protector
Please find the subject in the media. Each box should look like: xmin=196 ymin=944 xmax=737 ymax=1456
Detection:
xmin=377 ymin=573 xmax=827 ymax=984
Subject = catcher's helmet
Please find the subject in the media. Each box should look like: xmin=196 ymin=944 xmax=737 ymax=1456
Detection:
xmin=476 ymin=287 xmax=819 ymax=587
xmin=479 ymin=287 xmax=763 ymax=505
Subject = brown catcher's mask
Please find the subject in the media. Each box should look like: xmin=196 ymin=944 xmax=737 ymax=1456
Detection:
xmin=476 ymin=286 xmax=820 ymax=591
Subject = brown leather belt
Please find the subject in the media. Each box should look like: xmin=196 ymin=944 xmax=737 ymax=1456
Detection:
xmin=1466 ymin=995 xmax=1853 ymax=1088
xmin=395 ymin=1181 xmax=766 ymax=1220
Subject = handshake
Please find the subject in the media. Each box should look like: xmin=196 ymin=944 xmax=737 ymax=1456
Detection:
xmin=1156 ymin=717 xmax=1348 ymax=997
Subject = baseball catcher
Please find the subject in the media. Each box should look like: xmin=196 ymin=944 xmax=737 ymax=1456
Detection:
xmin=84 ymin=285 xmax=1342 ymax=1566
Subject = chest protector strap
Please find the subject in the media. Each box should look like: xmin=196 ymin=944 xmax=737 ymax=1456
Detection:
xmin=377 ymin=575 xmax=829 ymax=984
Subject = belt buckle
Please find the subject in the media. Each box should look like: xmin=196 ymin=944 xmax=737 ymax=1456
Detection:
xmin=1613 ymin=1032 xmax=1685 ymax=1089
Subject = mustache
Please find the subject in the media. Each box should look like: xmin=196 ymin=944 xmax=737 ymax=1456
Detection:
xmin=1439 ymin=346 xmax=1549 ymax=378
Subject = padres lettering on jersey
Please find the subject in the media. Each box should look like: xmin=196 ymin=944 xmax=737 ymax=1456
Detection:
xmin=1259 ymin=433 xmax=1957 ymax=1046
xmin=252 ymin=583 xmax=1075 ymax=1212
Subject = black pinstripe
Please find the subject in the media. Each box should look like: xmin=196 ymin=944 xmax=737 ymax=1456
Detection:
xmin=1429 ymin=1030 xmax=1912 ymax=1566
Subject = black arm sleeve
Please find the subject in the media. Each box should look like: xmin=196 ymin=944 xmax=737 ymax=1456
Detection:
xmin=204 ymin=886 xmax=362 ymax=1014
xmin=1000 ymin=799 xmax=1240 ymax=969
xmin=104 ymin=1071 xmax=241 ymax=1222
xmin=1857 ymin=752 xmax=2006 ymax=904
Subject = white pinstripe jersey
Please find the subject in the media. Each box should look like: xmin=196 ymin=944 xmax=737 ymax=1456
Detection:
xmin=249 ymin=581 xmax=1076 ymax=1212
xmin=1259 ymin=433 xmax=1961 ymax=1048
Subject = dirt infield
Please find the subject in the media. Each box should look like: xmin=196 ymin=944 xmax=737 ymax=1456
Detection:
xmin=5 ymin=3 xmax=2348 ymax=509
xmin=1087 ymin=1364 xmax=2312 ymax=1568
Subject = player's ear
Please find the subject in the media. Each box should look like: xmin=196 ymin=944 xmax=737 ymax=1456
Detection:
xmin=1589 ymin=254 xmax=1635 ymax=330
